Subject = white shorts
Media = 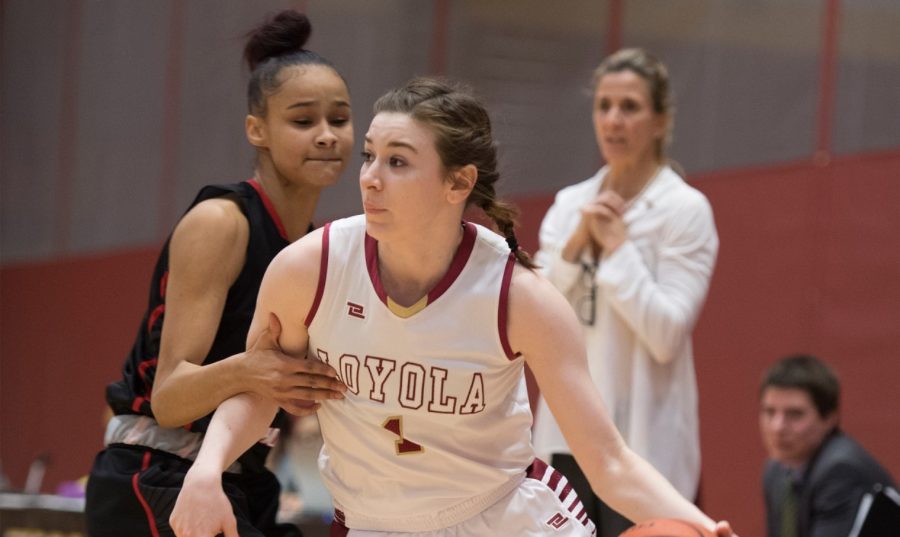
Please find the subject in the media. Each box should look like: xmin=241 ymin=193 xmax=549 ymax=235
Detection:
xmin=331 ymin=459 xmax=597 ymax=537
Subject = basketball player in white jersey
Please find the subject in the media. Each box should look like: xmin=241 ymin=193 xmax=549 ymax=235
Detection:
xmin=170 ymin=78 xmax=736 ymax=537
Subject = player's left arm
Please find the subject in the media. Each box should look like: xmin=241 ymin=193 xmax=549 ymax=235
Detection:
xmin=508 ymin=265 xmax=733 ymax=535
xmin=170 ymin=234 xmax=325 ymax=537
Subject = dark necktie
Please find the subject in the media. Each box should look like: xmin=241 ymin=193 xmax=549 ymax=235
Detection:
xmin=781 ymin=473 xmax=799 ymax=537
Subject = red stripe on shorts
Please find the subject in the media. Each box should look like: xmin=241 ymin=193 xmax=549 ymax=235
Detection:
xmin=527 ymin=458 xmax=592 ymax=528
xmin=131 ymin=450 xmax=161 ymax=537
xmin=527 ymin=458 xmax=549 ymax=479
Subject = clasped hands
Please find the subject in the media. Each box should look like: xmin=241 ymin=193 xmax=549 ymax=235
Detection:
xmin=569 ymin=190 xmax=629 ymax=259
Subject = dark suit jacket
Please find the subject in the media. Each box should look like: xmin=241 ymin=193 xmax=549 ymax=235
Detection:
xmin=763 ymin=430 xmax=896 ymax=537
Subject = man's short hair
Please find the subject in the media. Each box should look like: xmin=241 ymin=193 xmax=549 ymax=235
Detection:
xmin=760 ymin=354 xmax=840 ymax=418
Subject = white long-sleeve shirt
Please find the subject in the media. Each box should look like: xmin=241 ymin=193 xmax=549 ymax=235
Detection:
xmin=532 ymin=165 xmax=718 ymax=499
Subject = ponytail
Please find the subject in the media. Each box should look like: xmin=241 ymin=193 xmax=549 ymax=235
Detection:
xmin=472 ymin=182 xmax=538 ymax=270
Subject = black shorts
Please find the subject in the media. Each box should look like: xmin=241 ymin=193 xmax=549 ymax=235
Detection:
xmin=84 ymin=444 xmax=301 ymax=537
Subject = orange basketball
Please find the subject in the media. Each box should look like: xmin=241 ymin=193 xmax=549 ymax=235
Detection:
xmin=619 ymin=518 xmax=716 ymax=537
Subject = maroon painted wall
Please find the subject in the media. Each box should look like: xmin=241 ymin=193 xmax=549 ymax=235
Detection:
xmin=2 ymin=151 xmax=899 ymax=535
xmin=691 ymin=150 xmax=900 ymax=535
xmin=1 ymin=248 xmax=159 ymax=490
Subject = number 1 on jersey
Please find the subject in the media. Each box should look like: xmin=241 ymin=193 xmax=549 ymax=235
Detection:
xmin=382 ymin=416 xmax=424 ymax=455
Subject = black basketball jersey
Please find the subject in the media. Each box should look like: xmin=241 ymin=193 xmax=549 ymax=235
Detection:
xmin=105 ymin=180 xmax=293 ymax=470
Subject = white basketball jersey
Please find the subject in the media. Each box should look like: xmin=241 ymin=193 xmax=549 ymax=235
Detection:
xmin=306 ymin=215 xmax=535 ymax=531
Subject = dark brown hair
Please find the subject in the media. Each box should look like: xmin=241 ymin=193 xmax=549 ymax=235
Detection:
xmin=243 ymin=10 xmax=343 ymax=116
xmin=373 ymin=77 xmax=536 ymax=269
xmin=760 ymin=354 xmax=840 ymax=418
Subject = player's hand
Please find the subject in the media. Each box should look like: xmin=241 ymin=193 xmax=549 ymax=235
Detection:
xmin=245 ymin=312 xmax=346 ymax=416
xmin=170 ymin=468 xmax=237 ymax=537
xmin=714 ymin=520 xmax=737 ymax=537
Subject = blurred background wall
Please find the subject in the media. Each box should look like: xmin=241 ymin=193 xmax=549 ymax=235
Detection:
xmin=2 ymin=1 xmax=899 ymax=534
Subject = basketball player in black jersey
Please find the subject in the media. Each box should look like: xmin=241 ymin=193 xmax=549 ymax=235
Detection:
xmin=85 ymin=11 xmax=349 ymax=537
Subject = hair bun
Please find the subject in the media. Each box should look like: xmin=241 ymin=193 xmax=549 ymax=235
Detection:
xmin=244 ymin=10 xmax=312 ymax=72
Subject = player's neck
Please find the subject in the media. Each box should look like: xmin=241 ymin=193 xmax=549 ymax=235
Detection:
xmin=253 ymin=169 xmax=322 ymax=241
xmin=376 ymin=221 xmax=464 ymax=307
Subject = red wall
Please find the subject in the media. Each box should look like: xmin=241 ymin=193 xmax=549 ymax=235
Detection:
xmin=2 ymin=151 xmax=899 ymax=535
xmin=691 ymin=150 xmax=900 ymax=535
xmin=1 ymin=248 xmax=159 ymax=491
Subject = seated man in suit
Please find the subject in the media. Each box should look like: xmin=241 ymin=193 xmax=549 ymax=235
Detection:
xmin=759 ymin=354 xmax=896 ymax=537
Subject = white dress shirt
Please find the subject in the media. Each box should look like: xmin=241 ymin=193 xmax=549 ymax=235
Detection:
xmin=532 ymin=165 xmax=718 ymax=499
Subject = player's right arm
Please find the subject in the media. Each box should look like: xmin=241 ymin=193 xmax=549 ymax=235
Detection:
xmin=150 ymin=202 xmax=343 ymax=426
xmin=509 ymin=266 xmax=734 ymax=536
xmin=170 ymin=231 xmax=329 ymax=537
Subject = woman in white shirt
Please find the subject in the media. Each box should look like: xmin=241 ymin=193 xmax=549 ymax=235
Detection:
xmin=533 ymin=48 xmax=719 ymax=537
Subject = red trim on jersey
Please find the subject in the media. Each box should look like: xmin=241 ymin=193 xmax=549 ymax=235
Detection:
xmin=498 ymin=252 xmax=518 ymax=360
xmin=138 ymin=358 xmax=158 ymax=380
xmin=247 ymin=178 xmax=288 ymax=241
xmin=147 ymin=304 xmax=165 ymax=334
xmin=427 ymin=221 xmax=476 ymax=302
xmin=134 ymin=358 xmax=158 ymax=409
xmin=305 ymin=222 xmax=330 ymax=327
xmin=131 ymin=451 xmax=161 ymax=537
xmin=363 ymin=233 xmax=387 ymax=304
xmin=365 ymin=221 xmax=477 ymax=308
xmin=364 ymin=233 xmax=386 ymax=305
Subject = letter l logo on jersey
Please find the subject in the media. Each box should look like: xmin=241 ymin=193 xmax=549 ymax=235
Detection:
xmin=545 ymin=512 xmax=569 ymax=530
xmin=346 ymin=301 xmax=365 ymax=319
